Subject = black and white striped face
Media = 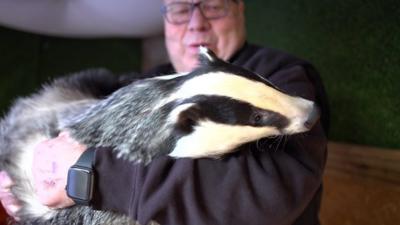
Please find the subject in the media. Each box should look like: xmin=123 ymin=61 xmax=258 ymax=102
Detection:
xmin=165 ymin=47 xmax=319 ymax=158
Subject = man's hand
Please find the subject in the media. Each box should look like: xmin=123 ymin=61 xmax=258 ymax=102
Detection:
xmin=32 ymin=131 xmax=87 ymax=208
xmin=0 ymin=131 xmax=86 ymax=219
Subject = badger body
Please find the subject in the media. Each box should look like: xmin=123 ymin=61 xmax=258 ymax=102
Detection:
xmin=0 ymin=47 xmax=319 ymax=224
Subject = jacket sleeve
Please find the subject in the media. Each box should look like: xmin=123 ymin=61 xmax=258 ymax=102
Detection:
xmin=91 ymin=64 xmax=328 ymax=225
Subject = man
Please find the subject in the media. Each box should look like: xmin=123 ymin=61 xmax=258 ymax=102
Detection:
xmin=0 ymin=0 xmax=329 ymax=224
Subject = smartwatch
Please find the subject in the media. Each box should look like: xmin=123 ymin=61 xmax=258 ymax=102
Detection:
xmin=66 ymin=147 xmax=95 ymax=205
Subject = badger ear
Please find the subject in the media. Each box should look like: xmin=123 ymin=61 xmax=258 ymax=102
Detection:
xmin=198 ymin=46 xmax=221 ymax=66
xmin=173 ymin=103 xmax=203 ymax=134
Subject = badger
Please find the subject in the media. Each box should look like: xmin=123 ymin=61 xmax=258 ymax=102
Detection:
xmin=0 ymin=47 xmax=319 ymax=224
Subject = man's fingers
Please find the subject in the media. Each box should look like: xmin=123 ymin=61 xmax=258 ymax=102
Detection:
xmin=0 ymin=171 xmax=13 ymax=188
xmin=3 ymin=201 xmax=21 ymax=220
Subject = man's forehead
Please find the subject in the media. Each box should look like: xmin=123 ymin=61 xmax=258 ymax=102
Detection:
xmin=164 ymin=0 xmax=218 ymax=4
xmin=164 ymin=0 xmax=192 ymax=4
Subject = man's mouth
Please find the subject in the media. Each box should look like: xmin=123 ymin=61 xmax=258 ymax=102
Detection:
xmin=188 ymin=43 xmax=211 ymax=54
xmin=190 ymin=43 xmax=209 ymax=47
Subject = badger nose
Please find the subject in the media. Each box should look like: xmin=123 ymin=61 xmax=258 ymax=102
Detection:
xmin=304 ymin=105 xmax=320 ymax=130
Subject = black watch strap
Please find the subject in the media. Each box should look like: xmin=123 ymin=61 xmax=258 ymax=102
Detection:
xmin=74 ymin=147 xmax=96 ymax=168
xmin=66 ymin=148 xmax=96 ymax=205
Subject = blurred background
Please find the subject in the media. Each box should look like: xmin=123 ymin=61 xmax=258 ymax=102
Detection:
xmin=0 ymin=0 xmax=399 ymax=224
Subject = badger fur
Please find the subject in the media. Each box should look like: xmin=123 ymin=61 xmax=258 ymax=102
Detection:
xmin=0 ymin=47 xmax=319 ymax=224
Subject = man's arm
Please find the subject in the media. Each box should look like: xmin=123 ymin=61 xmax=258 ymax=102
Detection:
xmin=91 ymin=64 xmax=328 ymax=225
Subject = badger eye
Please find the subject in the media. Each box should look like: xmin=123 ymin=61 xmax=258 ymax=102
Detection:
xmin=253 ymin=114 xmax=262 ymax=124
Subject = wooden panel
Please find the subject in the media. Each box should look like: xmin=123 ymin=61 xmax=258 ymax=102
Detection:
xmin=320 ymin=142 xmax=400 ymax=225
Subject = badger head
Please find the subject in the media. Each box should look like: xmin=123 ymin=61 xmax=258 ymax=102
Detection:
xmin=167 ymin=46 xmax=319 ymax=158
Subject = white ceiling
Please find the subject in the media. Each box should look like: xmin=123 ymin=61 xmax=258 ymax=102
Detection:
xmin=0 ymin=0 xmax=164 ymax=38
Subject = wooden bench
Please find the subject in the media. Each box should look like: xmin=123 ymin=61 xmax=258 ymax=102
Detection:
xmin=320 ymin=142 xmax=400 ymax=225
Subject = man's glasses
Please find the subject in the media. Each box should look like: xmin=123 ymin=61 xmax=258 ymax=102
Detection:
xmin=161 ymin=0 xmax=231 ymax=25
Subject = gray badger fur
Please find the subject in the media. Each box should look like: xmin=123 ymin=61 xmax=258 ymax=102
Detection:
xmin=0 ymin=47 xmax=319 ymax=224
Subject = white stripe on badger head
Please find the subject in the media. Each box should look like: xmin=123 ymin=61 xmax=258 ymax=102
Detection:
xmin=167 ymin=103 xmax=196 ymax=124
xmin=169 ymin=120 xmax=279 ymax=158
xmin=199 ymin=46 xmax=214 ymax=62
xmin=162 ymin=71 xmax=311 ymax=119
xmin=153 ymin=72 xmax=190 ymax=80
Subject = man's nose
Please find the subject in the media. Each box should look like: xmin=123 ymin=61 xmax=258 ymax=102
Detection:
xmin=188 ymin=7 xmax=211 ymax=31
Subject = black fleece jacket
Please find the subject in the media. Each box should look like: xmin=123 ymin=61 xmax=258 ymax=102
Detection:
xmin=91 ymin=43 xmax=330 ymax=225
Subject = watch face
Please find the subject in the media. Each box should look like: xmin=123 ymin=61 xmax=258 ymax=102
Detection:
xmin=66 ymin=166 xmax=93 ymax=205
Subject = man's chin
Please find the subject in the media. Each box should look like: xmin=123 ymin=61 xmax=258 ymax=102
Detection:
xmin=173 ymin=58 xmax=198 ymax=72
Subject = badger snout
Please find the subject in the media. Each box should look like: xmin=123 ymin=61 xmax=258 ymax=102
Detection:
xmin=304 ymin=104 xmax=320 ymax=130
xmin=292 ymin=102 xmax=320 ymax=133
xmin=281 ymin=99 xmax=320 ymax=135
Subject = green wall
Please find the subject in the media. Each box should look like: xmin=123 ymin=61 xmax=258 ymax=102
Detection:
xmin=245 ymin=0 xmax=400 ymax=149
xmin=0 ymin=26 xmax=141 ymax=117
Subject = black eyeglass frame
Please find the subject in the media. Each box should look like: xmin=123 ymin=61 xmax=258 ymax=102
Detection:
xmin=161 ymin=0 xmax=235 ymax=25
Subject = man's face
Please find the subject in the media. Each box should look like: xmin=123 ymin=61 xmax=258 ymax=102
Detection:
xmin=163 ymin=0 xmax=246 ymax=72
